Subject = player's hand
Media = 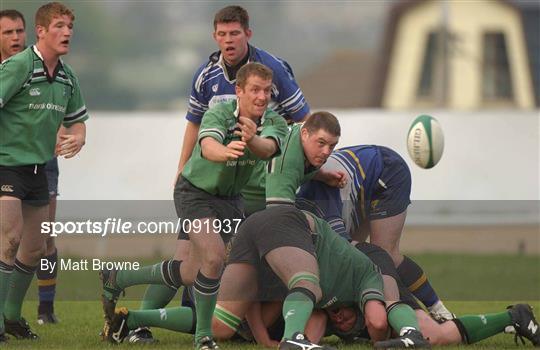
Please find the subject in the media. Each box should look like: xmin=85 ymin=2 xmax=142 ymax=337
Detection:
xmin=322 ymin=170 xmax=347 ymax=188
xmin=225 ymin=140 xmax=246 ymax=159
xmin=234 ymin=117 xmax=257 ymax=142
xmin=55 ymin=134 xmax=85 ymax=159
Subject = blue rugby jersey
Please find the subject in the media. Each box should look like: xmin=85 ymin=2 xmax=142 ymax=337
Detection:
xmin=186 ymin=45 xmax=309 ymax=123
xmin=296 ymin=145 xmax=384 ymax=240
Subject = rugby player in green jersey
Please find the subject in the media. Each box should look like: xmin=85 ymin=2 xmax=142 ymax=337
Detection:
xmin=0 ymin=8 xmax=61 ymax=327
xmin=0 ymin=2 xmax=88 ymax=342
xmin=100 ymin=62 xmax=288 ymax=350
xmin=104 ymin=208 xmax=540 ymax=349
xmin=265 ymin=113 xmax=346 ymax=208
xmin=104 ymin=206 xmax=428 ymax=349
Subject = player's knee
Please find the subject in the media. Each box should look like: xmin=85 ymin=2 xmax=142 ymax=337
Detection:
xmin=366 ymin=314 xmax=388 ymax=334
xmin=0 ymin=235 xmax=21 ymax=261
xmin=287 ymin=272 xmax=322 ymax=303
xmin=364 ymin=301 xmax=389 ymax=338
xmin=212 ymin=317 xmax=235 ymax=340
xmin=25 ymin=244 xmax=47 ymax=265
xmin=202 ymin=252 xmax=225 ymax=273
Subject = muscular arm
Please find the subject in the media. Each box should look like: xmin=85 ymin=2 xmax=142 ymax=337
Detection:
xmin=200 ymin=137 xmax=245 ymax=162
xmin=246 ymin=136 xmax=278 ymax=160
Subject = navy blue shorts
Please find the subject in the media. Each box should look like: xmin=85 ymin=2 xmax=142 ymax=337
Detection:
xmin=369 ymin=147 xmax=411 ymax=220
xmin=45 ymin=157 xmax=59 ymax=197
xmin=174 ymin=176 xmax=244 ymax=243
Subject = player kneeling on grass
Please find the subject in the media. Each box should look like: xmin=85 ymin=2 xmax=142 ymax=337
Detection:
xmin=99 ymin=62 xmax=288 ymax=350
xmin=104 ymin=206 xmax=430 ymax=349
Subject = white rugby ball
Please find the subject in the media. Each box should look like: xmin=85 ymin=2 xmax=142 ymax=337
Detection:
xmin=407 ymin=115 xmax=444 ymax=169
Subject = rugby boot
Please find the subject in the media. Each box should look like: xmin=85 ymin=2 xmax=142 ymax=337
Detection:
xmin=279 ymin=332 xmax=336 ymax=350
xmin=126 ymin=327 xmax=158 ymax=344
xmin=104 ymin=307 xmax=129 ymax=344
xmin=507 ymin=304 xmax=540 ymax=346
xmin=428 ymin=301 xmax=456 ymax=323
xmin=196 ymin=335 xmax=220 ymax=350
xmin=4 ymin=317 xmax=39 ymax=340
xmin=37 ymin=312 xmax=59 ymax=325
xmin=99 ymin=268 xmax=123 ymax=331
xmin=374 ymin=328 xmax=431 ymax=349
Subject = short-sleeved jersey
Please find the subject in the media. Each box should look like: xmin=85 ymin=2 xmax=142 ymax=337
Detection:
xmin=266 ymin=124 xmax=319 ymax=206
xmin=296 ymin=145 xmax=384 ymax=239
xmin=186 ymin=45 xmax=309 ymax=124
xmin=182 ymin=99 xmax=287 ymax=197
xmin=307 ymin=211 xmax=384 ymax=310
xmin=0 ymin=46 xmax=89 ymax=166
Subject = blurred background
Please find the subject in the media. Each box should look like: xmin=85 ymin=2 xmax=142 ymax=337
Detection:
xmin=3 ymin=1 xmax=538 ymax=258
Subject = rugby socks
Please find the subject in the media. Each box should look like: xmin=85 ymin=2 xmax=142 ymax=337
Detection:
xmin=193 ymin=271 xmax=220 ymax=342
xmin=453 ymin=311 xmax=512 ymax=344
xmin=397 ymin=256 xmax=439 ymax=307
xmin=282 ymin=287 xmax=316 ymax=339
xmin=0 ymin=261 xmax=14 ymax=333
xmin=115 ymin=260 xmax=182 ymax=290
xmin=213 ymin=304 xmax=241 ymax=333
xmin=140 ymin=284 xmax=177 ymax=310
xmin=386 ymin=302 xmax=420 ymax=334
xmin=4 ymin=260 xmax=37 ymax=321
xmin=127 ymin=306 xmax=195 ymax=333
xmin=37 ymin=249 xmax=57 ymax=315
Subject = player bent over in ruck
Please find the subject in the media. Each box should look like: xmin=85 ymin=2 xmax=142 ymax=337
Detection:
xmin=99 ymin=62 xmax=287 ymax=350
xmin=215 ymin=206 xmax=428 ymax=349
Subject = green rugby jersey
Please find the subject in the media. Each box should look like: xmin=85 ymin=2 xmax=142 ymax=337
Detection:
xmin=307 ymin=211 xmax=384 ymax=310
xmin=266 ymin=124 xmax=319 ymax=206
xmin=182 ymin=99 xmax=287 ymax=197
xmin=0 ymin=46 xmax=89 ymax=166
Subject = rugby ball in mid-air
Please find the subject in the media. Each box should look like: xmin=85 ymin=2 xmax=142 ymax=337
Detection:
xmin=407 ymin=115 xmax=444 ymax=169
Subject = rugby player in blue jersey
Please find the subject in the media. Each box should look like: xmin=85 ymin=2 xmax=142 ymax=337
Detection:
xmin=124 ymin=5 xmax=311 ymax=344
xmin=296 ymin=145 xmax=455 ymax=321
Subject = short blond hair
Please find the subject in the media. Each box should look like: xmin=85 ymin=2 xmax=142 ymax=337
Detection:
xmin=35 ymin=2 xmax=74 ymax=29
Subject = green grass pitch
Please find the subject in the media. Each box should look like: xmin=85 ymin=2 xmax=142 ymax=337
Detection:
xmin=7 ymin=253 xmax=540 ymax=349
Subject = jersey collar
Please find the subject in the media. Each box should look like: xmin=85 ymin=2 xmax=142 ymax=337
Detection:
xmin=215 ymin=44 xmax=256 ymax=82
xmin=32 ymin=45 xmax=65 ymax=83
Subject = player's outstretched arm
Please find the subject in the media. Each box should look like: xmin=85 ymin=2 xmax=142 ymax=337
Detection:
xmin=235 ymin=117 xmax=278 ymax=159
xmin=56 ymin=122 xmax=86 ymax=159
xmin=201 ymin=137 xmax=245 ymax=162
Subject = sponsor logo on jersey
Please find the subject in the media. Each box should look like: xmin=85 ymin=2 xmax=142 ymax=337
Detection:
xmin=1 ymin=185 xmax=14 ymax=192
xmin=29 ymin=88 xmax=41 ymax=96
xmin=208 ymin=94 xmax=236 ymax=108
xmin=28 ymin=103 xmax=66 ymax=113
xmin=320 ymin=296 xmax=338 ymax=309
xmin=225 ymin=159 xmax=256 ymax=167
